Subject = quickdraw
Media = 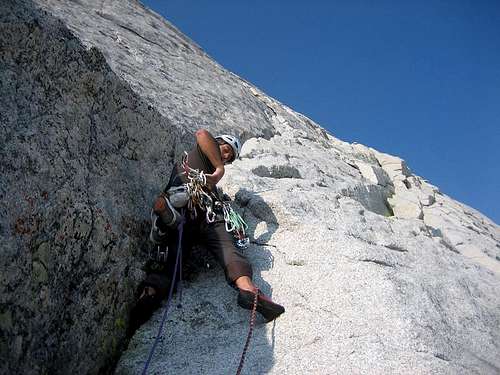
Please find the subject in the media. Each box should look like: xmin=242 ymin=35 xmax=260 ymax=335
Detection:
xmin=222 ymin=202 xmax=249 ymax=249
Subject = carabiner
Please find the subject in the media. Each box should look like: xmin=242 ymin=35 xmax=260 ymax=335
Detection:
xmin=206 ymin=209 xmax=216 ymax=223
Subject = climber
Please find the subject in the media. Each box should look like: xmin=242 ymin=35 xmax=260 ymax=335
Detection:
xmin=129 ymin=129 xmax=284 ymax=333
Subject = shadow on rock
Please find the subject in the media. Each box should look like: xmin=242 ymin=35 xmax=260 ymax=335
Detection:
xmin=234 ymin=187 xmax=279 ymax=292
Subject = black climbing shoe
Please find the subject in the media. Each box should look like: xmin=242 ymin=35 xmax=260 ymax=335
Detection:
xmin=237 ymin=289 xmax=285 ymax=322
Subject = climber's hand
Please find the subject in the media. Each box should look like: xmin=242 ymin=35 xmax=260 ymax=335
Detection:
xmin=205 ymin=166 xmax=224 ymax=189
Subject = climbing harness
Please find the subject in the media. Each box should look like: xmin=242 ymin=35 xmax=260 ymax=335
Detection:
xmin=236 ymin=289 xmax=259 ymax=375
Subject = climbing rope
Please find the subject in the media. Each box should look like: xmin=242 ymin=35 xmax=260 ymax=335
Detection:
xmin=142 ymin=211 xmax=185 ymax=375
xmin=236 ymin=289 xmax=259 ymax=375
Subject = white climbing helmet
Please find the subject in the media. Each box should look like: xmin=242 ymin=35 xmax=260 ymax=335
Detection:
xmin=216 ymin=134 xmax=242 ymax=161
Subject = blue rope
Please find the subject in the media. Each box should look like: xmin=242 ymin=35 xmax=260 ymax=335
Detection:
xmin=142 ymin=211 xmax=185 ymax=375
xmin=177 ymin=235 xmax=183 ymax=309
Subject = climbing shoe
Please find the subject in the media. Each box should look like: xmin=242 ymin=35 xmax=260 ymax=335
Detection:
xmin=153 ymin=194 xmax=181 ymax=228
xmin=237 ymin=289 xmax=285 ymax=322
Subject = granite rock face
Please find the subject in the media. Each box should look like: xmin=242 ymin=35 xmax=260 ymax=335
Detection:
xmin=1 ymin=1 xmax=499 ymax=374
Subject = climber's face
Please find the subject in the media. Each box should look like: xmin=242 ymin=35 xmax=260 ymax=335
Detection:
xmin=219 ymin=143 xmax=235 ymax=164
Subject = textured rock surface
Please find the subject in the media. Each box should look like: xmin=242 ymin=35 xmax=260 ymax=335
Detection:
xmin=1 ymin=1 xmax=499 ymax=374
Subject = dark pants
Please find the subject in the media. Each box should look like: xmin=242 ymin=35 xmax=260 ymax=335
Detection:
xmin=143 ymin=212 xmax=252 ymax=296
xmin=183 ymin=213 xmax=253 ymax=284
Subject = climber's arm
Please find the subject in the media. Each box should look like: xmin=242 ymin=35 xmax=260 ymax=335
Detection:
xmin=195 ymin=129 xmax=224 ymax=187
